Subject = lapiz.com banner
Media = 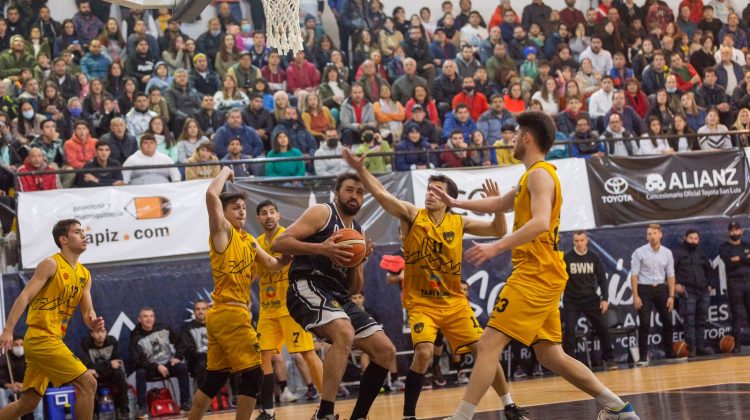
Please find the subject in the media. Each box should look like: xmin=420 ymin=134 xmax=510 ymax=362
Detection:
xmin=587 ymin=150 xmax=750 ymax=226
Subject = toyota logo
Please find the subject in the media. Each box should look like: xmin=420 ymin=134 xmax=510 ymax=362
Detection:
xmin=604 ymin=177 xmax=629 ymax=195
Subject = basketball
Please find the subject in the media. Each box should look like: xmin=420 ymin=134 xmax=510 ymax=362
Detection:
xmin=334 ymin=229 xmax=367 ymax=268
xmin=719 ymin=335 xmax=736 ymax=353
xmin=672 ymin=340 xmax=688 ymax=358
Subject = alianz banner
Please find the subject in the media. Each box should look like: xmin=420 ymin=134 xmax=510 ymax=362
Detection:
xmin=587 ymin=150 xmax=750 ymax=226
xmin=17 ymin=180 xmax=212 ymax=268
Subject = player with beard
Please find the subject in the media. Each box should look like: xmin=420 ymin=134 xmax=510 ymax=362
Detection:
xmin=273 ymin=173 xmax=397 ymax=420
xmin=188 ymin=167 xmax=290 ymax=420
xmin=434 ymin=111 xmax=638 ymax=420
xmin=254 ymin=199 xmax=324 ymax=420
xmin=0 ymin=219 xmax=104 ymax=420
xmin=341 ymin=150 xmax=528 ymax=420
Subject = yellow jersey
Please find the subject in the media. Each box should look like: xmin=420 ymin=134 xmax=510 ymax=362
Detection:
xmin=510 ymin=161 xmax=568 ymax=290
xmin=26 ymin=253 xmax=90 ymax=339
xmin=403 ymin=209 xmax=465 ymax=309
xmin=256 ymin=227 xmax=289 ymax=318
xmin=210 ymin=226 xmax=257 ymax=306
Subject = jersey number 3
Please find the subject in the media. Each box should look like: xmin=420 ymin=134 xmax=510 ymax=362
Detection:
xmin=495 ymin=298 xmax=509 ymax=313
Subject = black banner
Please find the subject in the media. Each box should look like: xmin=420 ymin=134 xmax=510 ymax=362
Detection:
xmin=587 ymin=150 xmax=750 ymax=226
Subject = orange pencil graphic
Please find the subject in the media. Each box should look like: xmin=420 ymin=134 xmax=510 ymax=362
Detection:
xmin=124 ymin=197 xmax=172 ymax=220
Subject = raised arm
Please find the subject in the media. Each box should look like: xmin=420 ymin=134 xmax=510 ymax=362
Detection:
xmin=342 ymin=148 xmax=418 ymax=224
xmin=462 ymin=179 xmax=507 ymax=238
xmin=431 ymin=183 xmax=517 ymax=215
xmin=0 ymin=258 xmax=57 ymax=352
xmin=206 ymin=167 xmax=234 ymax=252
xmin=464 ymin=169 xmax=554 ymax=265
xmin=272 ymin=204 xmax=354 ymax=266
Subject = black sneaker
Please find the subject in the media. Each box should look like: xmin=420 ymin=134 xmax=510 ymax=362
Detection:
xmin=605 ymin=360 xmax=619 ymax=370
xmin=256 ymin=410 xmax=276 ymax=419
xmin=504 ymin=403 xmax=530 ymax=420
xmin=432 ymin=364 xmax=447 ymax=387
xmin=180 ymin=402 xmax=192 ymax=412
xmin=136 ymin=406 xmax=149 ymax=419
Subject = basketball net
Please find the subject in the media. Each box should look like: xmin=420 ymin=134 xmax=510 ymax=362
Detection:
xmin=261 ymin=0 xmax=304 ymax=54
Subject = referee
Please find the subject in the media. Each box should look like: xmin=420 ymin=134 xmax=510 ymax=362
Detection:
xmin=562 ymin=231 xmax=618 ymax=370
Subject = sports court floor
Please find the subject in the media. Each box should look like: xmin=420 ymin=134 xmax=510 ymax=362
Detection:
xmin=202 ymin=355 xmax=750 ymax=419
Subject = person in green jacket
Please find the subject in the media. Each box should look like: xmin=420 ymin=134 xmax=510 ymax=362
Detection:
xmin=354 ymin=128 xmax=392 ymax=174
xmin=265 ymin=131 xmax=305 ymax=179
xmin=0 ymin=35 xmax=36 ymax=79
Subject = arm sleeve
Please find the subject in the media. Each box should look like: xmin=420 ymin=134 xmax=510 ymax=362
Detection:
xmin=630 ymin=249 xmax=641 ymax=276
xmin=665 ymin=250 xmax=675 ymax=278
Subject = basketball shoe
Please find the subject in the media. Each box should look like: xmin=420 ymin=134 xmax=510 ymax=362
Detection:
xmin=597 ymin=402 xmax=640 ymax=419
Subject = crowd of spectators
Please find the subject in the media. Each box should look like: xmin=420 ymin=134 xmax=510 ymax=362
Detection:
xmin=1 ymin=0 xmax=750 ymax=193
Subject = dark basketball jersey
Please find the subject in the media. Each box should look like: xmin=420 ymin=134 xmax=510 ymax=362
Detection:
xmin=289 ymin=202 xmax=362 ymax=292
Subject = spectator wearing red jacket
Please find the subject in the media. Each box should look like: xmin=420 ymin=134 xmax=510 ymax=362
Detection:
xmin=17 ymin=148 xmax=58 ymax=191
xmin=440 ymin=129 xmax=472 ymax=168
xmin=679 ymin=0 xmax=704 ymax=24
xmin=451 ymin=76 xmax=489 ymax=121
xmin=670 ymin=52 xmax=701 ymax=93
xmin=286 ymin=50 xmax=321 ymax=95
xmin=64 ymin=121 xmax=97 ymax=169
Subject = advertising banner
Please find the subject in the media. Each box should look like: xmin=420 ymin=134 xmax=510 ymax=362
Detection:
xmin=17 ymin=180 xmax=212 ymax=268
xmin=410 ymin=158 xmax=597 ymax=233
xmin=587 ymin=150 xmax=750 ymax=226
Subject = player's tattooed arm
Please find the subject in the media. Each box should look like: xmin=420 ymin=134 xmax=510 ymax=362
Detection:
xmin=342 ymin=148 xmax=417 ymax=223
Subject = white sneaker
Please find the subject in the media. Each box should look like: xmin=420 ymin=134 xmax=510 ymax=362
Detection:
xmin=456 ymin=371 xmax=469 ymax=384
xmin=635 ymin=359 xmax=649 ymax=367
xmin=279 ymin=388 xmax=297 ymax=403
xmin=391 ymin=379 xmax=405 ymax=390
xmin=597 ymin=402 xmax=640 ymax=419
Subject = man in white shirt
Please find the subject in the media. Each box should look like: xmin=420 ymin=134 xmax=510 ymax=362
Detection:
xmin=313 ymin=128 xmax=349 ymax=177
xmin=588 ymin=77 xmax=615 ymax=120
xmin=122 ymin=134 xmax=182 ymax=184
xmin=713 ymin=34 xmax=746 ymax=66
xmin=125 ymin=93 xmax=158 ymax=138
xmin=579 ymin=35 xmax=613 ymax=75
xmin=600 ymin=113 xmax=639 ymax=156
xmin=460 ymin=11 xmax=489 ymax=51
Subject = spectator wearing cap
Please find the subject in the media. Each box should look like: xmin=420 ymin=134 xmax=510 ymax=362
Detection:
xmin=395 ymin=122 xmax=437 ymax=171
xmin=189 ymin=53 xmax=222 ymax=97
xmin=429 ymin=27 xmax=458 ymax=69
xmin=718 ymin=221 xmax=750 ymax=351
xmin=520 ymin=46 xmax=539 ymax=92
xmin=340 ymin=84 xmax=376 ymax=147
xmin=452 ymin=76 xmax=489 ymax=121
xmin=227 ymin=52 xmax=262 ymax=95
xmin=0 ymin=35 xmax=35 ymax=79
xmin=78 ymin=140 xmax=125 ymax=187
xmin=122 ymin=134 xmax=182 ymax=184
xmin=477 ymin=94 xmax=515 ymax=143
xmin=392 ymin=58 xmax=428 ymax=105
xmin=442 ymin=103 xmax=477 ymax=144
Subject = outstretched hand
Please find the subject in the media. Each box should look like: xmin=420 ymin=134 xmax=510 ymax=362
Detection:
xmin=342 ymin=148 xmax=366 ymax=170
xmin=429 ymin=185 xmax=458 ymax=208
xmin=465 ymin=241 xmax=501 ymax=266
xmin=480 ymin=179 xmax=501 ymax=198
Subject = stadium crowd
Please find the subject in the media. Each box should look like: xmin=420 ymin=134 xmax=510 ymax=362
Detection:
xmin=1 ymin=0 xmax=750 ymax=193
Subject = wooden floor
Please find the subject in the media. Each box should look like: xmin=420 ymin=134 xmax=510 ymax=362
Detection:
xmin=201 ymin=355 xmax=750 ymax=419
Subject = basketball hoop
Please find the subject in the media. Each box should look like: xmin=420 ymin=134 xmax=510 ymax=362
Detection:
xmin=261 ymin=0 xmax=304 ymax=55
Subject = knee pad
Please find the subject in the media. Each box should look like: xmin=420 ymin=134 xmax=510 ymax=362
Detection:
xmin=198 ymin=370 xmax=229 ymax=398
xmin=236 ymin=368 xmax=263 ymax=398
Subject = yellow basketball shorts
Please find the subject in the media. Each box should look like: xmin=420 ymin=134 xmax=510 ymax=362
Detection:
xmin=22 ymin=335 xmax=87 ymax=396
xmin=408 ymin=302 xmax=483 ymax=355
xmin=206 ymin=304 xmax=261 ymax=372
xmin=487 ymin=280 xmax=563 ymax=346
xmin=257 ymin=314 xmax=315 ymax=354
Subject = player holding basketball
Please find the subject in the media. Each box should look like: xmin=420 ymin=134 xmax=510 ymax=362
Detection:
xmin=273 ymin=173 xmax=396 ymax=420
xmin=188 ymin=167 xmax=290 ymax=420
xmin=254 ymin=199 xmax=324 ymax=419
xmin=342 ymin=149 xmax=528 ymax=420
xmin=0 ymin=219 xmax=104 ymax=420
xmin=432 ymin=111 xmax=638 ymax=420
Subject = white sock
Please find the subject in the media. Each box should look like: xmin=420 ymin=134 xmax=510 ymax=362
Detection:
xmin=595 ymin=389 xmax=626 ymax=411
xmin=500 ymin=393 xmax=514 ymax=406
xmin=452 ymin=400 xmax=476 ymax=420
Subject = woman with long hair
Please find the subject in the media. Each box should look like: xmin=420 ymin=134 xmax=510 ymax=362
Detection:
xmin=551 ymin=44 xmax=579 ymax=73
xmin=83 ymin=78 xmax=110 ymax=115
xmin=53 ymin=19 xmax=83 ymax=59
xmin=215 ymin=33 xmax=241 ymax=78
xmin=569 ymin=22 xmax=590 ymax=60
xmin=143 ymin=116 xmax=178 ymax=161
xmin=645 ymin=89 xmax=676 ymax=131
xmin=317 ymin=65 xmax=351 ymax=112
xmin=301 ymin=92 xmax=336 ymax=141
xmin=666 ymin=113 xmax=699 ymax=152
xmin=117 ymin=77 xmax=138 ymax=115
xmin=272 ymin=91 xmax=290 ymax=122
xmin=252 ymin=78 xmax=275 ymax=110
xmin=697 ymin=108 xmax=732 ymax=150
xmin=624 ymin=78 xmax=648 ymax=118
xmin=366 ymin=0 xmax=387 ymax=34
xmin=330 ymin=50 xmax=350 ymax=82
xmin=504 ymin=82 xmax=526 ymax=116
xmin=575 ymin=58 xmax=600 ymax=96
xmin=40 ymin=83 xmax=65 ymax=122
xmin=98 ymin=18 xmax=126 ymax=63
xmin=312 ymin=35 xmax=337 ymax=71
xmin=680 ymin=92 xmax=707 ymax=132
xmin=25 ymin=27 xmax=51 ymax=59
xmin=373 ymin=84 xmax=405 ymax=139
xmin=176 ymin=117 xmax=210 ymax=163
xmin=731 ymin=108 xmax=750 ymax=147
xmin=11 ymin=100 xmax=46 ymax=144
xmin=162 ymin=35 xmax=191 ymax=73
xmin=213 ymin=74 xmax=249 ymax=114
xmin=404 ymin=84 xmax=439 ymax=124
xmin=104 ymin=62 xmax=126 ymax=98
xmin=353 ymin=30 xmax=380 ymax=70
xmin=467 ymin=130 xmax=497 ymax=166
xmin=639 ymin=116 xmax=674 ymax=155
xmin=265 ymin=131 xmax=305 ymax=178
xmin=378 ymin=17 xmax=404 ymax=58
xmin=530 ymin=78 xmax=560 ymax=116
xmin=559 ymin=79 xmax=585 ymax=111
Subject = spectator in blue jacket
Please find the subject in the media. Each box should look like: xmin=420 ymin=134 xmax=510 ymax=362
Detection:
xmin=715 ymin=45 xmax=745 ymax=96
xmin=213 ymin=108 xmax=264 ymax=159
xmin=270 ymin=107 xmax=318 ymax=174
xmin=641 ymin=51 xmax=668 ymax=95
xmin=477 ymin=94 xmax=516 ymax=143
xmin=442 ymin=103 xmax=477 ymax=143
xmin=80 ymin=39 xmax=111 ymax=81
xmin=395 ymin=123 xmax=437 ymax=171
xmin=570 ymin=114 xmax=605 ymax=158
